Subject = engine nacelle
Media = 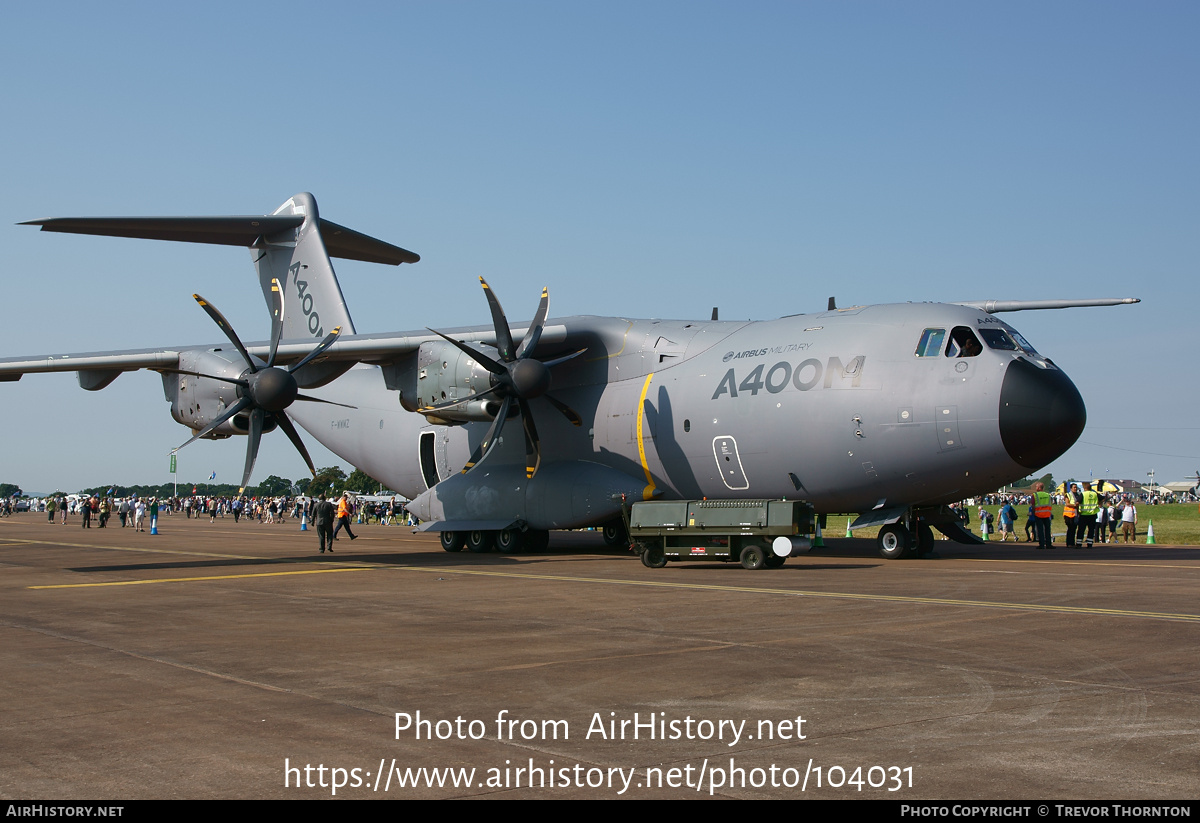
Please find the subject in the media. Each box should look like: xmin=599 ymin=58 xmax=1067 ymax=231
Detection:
xmin=388 ymin=340 xmax=499 ymax=423
xmin=161 ymin=349 xmax=277 ymax=439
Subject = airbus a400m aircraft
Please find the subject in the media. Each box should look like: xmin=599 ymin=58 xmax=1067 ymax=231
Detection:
xmin=2 ymin=193 xmax=1138 ymax=558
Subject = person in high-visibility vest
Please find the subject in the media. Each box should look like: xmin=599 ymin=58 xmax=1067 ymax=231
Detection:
xmin=333 ymin=493 xmax=358 ymax=542
xmin=1033 ymin=481 xmax=1053 ymax=550
xmin=1063 ymin=482 xmax=1081 ymax=548
xmin=1080 ymin=482 xmax=1100 ymax=548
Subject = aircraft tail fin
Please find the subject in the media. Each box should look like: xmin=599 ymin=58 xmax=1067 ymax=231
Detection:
xmin=255 ymin=193 xmax=422 ymax=340
xmin=22 ymin=192 xmax=420 ymax=342
xmin=253 ymin=193 xmax=360 ymax=339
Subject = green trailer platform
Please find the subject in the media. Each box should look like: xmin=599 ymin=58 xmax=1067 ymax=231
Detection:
xmin=623 ymin=498 xmax=814 ymax=569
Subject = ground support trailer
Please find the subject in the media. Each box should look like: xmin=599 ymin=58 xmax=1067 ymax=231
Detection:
xmin=624 ymin=499 xmax=815 ymax=569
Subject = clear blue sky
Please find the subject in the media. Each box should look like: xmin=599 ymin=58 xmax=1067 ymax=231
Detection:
xmin=1 ymin=1 xmax=1195 ymax=494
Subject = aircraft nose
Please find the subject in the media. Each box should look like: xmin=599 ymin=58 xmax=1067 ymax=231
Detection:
xmin=998 ymin=357 xmax=1086 ymax=470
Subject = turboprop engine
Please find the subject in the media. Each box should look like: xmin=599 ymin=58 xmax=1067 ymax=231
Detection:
xmin=396 ymin=338 xmax=501 ymax=424
xmin=162 ymin=349 xmax=277 ymax=439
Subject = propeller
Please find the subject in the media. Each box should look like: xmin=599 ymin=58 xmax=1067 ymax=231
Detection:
xmin=168 ymin=278 xmax=354 ymax=492
xmin=423 ymin=277 xmax=583 ymax=477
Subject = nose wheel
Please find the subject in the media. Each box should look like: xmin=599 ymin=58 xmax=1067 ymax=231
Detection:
xmin=877 ymin=523 xmax=911 ymax=559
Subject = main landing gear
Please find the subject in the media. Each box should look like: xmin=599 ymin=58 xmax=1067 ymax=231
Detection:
xmin=438 ymin=529 xmax=550 ymax=554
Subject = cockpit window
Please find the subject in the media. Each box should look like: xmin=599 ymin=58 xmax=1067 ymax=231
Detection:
xmin=979 ymin=328 xmax=1020 ymax=351
xmin=1009 ymin=330 xmax=1039 ymax=356
xmin=915 ymin=328 xmax=945 ymax=357
xmin=945 ymin=326 xmax=982 ymax=358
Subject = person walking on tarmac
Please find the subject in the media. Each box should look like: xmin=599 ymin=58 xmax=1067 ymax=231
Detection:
xmin=1033 ymin=481 xmax=1054 ymax=549
xmin=314 ymin=494 xmax=336 ymax=553
xmin=332 ymin=493 xmax=358 ymax=542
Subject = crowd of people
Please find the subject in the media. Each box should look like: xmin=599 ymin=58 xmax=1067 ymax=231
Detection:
xmin=954 ymin=483 xmax=1170 ymax=548
xmin=19 ymin=493 xmax=416 ymax=530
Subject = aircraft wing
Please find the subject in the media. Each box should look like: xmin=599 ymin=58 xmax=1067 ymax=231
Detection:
xmin=0 ymin=324 xmax=570 ymax=383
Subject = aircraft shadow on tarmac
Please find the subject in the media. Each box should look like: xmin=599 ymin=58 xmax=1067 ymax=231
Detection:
xmin=66 ymin=538 xmax=1199 ymax=575
xmin=66 ymin=545 xmax=638 ymax=574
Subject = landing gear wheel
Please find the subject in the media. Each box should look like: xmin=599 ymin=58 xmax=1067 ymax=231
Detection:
xmin=739 ymin=544 xmax=766 ymax=570
xmin=525 ymin=530 xmax=550 ymax=553
xmin=641 ymin=542 xmax=667 ymax=568
xmin=602 ymin=521 xmax=629 ymax=547
xmin=916 ymin=524 xmax=935 ymax=558
xmin=495 ymin=528 xmax=525 ymax=553
xmin=439 ymin=531 xmax=465 ymax=552
xmin=878 ymin=524 xmax=911 ymax=559
xmin=466 ymin=530 xmax=494 ymax=553
xmin=764 ymin=553 xmax=786 ymax=568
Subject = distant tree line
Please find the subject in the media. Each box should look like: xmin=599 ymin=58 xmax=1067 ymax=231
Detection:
xmin=6 ymin=466 xmax=391 ymax=499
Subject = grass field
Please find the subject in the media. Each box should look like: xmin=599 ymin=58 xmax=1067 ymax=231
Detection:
xmin=832 ymin=503 xmax=1200 ymax=546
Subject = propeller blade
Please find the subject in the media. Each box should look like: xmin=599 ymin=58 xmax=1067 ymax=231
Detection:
xmin=515 ymin=287 xmax=549 ymax=359
xmin=267 ymin=278 xmax=284 ymax=368
xmin=541 ymin=348 xmax=587 ymax=368
xmin=426 ymin=328 xmax=506 ymax=375
xmin=518 ymin=397 xmax=541 ymax=478
xmin=194 ymin=294 xmax=258 ymax=373
xmin=288 ymin=326 xmax=343 ymax=374
xmin=480 ymin=277 xmax=516 ymax=362
xmin=462 ymin=394 xmax=511 ymax=473
xmin=294 ymin=393 xmax=358 ymax=409
xmin=275 ymin=413 xmax=316 ymax=477
xmin=172 ymin=396 xmax=252 ymax=453
xmin=241 ymin=407 xmax=265 ymax=491
xmin=545 ymin=394 xmax=583 ymax=427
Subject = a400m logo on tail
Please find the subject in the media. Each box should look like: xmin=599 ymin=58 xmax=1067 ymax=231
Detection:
xmin=288 ymin=261 xmax=325 ymax=338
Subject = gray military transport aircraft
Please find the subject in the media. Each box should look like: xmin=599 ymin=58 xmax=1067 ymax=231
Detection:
xmin=2 ymin=193 xmax=1138 ymax=558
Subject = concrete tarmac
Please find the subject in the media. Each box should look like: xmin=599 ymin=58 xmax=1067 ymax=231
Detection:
xmin=2 ymin=514 xmax=1198 ymax=800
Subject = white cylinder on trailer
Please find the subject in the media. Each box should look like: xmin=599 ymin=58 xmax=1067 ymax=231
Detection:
xmin=772 ymin=535 xmax=811 ymax=556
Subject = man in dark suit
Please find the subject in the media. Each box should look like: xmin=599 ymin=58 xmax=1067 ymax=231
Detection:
xmin=314 ymin=494 xmax=337 ymax=553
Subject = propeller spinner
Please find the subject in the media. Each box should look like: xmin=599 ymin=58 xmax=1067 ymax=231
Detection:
xmin=424 ymin=277 xmax=582 ymax=478
xmin=169 ymin=279 xmax=352 ymax=492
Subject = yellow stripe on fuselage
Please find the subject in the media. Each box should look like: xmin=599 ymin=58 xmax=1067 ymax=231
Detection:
xmin=636 ymin=372 xmax=656 ymax=500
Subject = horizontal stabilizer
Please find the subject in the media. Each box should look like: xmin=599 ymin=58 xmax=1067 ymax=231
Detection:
xmin=21 ymin=215 xmax=419 ymax=266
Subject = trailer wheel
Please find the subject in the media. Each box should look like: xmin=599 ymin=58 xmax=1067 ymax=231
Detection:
xmin=740 ymin=544 xmax=766 ymax=570
xmin=641 ymin=542 xmax=667 ymax=568
xmin=878 ymin=524 xmax=911 ymax=559
xmin=764 ymin=553 xmax=786 ymax=568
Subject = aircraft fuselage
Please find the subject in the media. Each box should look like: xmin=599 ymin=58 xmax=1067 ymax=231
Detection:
xmin=289 ymin=301 xmax=1083 ymax=529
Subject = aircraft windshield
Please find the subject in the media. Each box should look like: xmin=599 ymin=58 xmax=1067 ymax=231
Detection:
xmin=915 ymin=328 xmax=945 ymax=357
xmin=979 ymin=328 xmax=1020 ymax=351
xmin=1009 ymin=330 xmax=1040 ymax=355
